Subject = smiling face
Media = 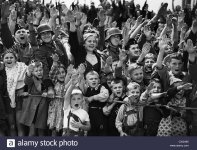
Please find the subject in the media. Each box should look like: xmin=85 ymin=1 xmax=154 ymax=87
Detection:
xmin=84 ymin=35 xmax=97 ymax=52
xmin=110 ymin=34 xmax=121 ymax=47
xmin=111 ymin=82 xmax=124 ymax=98
xmin=130 ymin=68 xmax=144 ymax=83
xmin=127 ymin=87 xmax=140 ymax=104
xmin=3 ymin=53 xmax=17 ymax=68
xmin=57 ymin=67 xmax=66 ymax=82
xmin=144 ymin=58 xmax=155 ymax=72
xmin=149 ymin=81 xmax=162 ymax=95
xmin=33 ymin=66 xmax=43 ymax=79
xmin=15 ymin=29 xmax=28 ymax=44
xmin=86 ymin=73 xmax=99 ymax=88
xmin=170 ymin=58 xmax=183 ymax=75
xmin=40 ymin=31 xmax=52 ymax=43
xmin=70 ymin=94 xmax=83 ymax=110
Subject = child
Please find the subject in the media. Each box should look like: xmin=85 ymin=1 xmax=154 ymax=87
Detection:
xmin=127 ymin=63 xmax=146 ymax=92
xmin=140 ymin=78 xmax=165 ymax=136
xmin=1 ymin=49 xmax=27 ymax=136
xmin=20 ymin=61 xmax=54 ymax=136
xmin=157 ymin=78 xmax=192 ymax=136
xmin=103 ymin=78 xmax=127 ymax=136
xmin=115 ymin=82 xmax=143 ymax=136
xmin=83 ymin=71 xmax=109 ymax=136
xmin=47 ymin=54 xmax=72 ymax=136
xmin=63 ymin=74 xmax=90 ymax=136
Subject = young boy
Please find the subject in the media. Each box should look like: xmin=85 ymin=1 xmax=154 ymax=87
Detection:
xmin=63 ymin=75 xmax=90 ymax=136
xmin=83 ymin=71 xmax=109 ymax=136
xmin=156 ymin=43 xmax=189 ymax=91
xmin=115 ymin=82 xmax=143 ymax=136
xmin=103 ymin=78 xmax=127 ymax=136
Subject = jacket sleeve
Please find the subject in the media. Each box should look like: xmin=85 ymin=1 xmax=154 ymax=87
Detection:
xmin=1 ymin=23 xmax=14 ymax=49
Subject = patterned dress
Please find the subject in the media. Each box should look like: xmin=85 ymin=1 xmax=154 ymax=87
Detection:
xmin=157 ymin=97 xmax=187 ymax=136
xmin=47 ymin=82 xmax=65 ymax=131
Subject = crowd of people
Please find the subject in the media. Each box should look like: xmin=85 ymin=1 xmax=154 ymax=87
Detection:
xmin=0 ymin=0 xmax=197 ymax=137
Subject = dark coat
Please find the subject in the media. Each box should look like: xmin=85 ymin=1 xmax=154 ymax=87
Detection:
xmin=20 ymin=74 xmax=53 ymax=129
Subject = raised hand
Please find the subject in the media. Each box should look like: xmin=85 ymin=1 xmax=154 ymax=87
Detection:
xmin=71 ymin=73 xmax=79 ymax=86
xmin=159 ymin=35 xmax=169 ymax=50
xmin=185 ymin=39 xmax=195 ymax=54
xmin=77 ymin=64 xmax=86 ymax=75
xmin=81 ymin=13 xmax=87 ymax=25
xmin=10 ymin=9 xmax=17 ymax=21
xmin=1 ymin=1 xmax=11 ymax=20
xmin=119 ymin=49 xmax=127 ymax=62
xmin=50 ymin=6 xmax=59 ymax=19
xmin=27 ymin=12 xmax=34 ymax=24
xmin=141 ymin=43 xmax=151 ymax=56
xmin=34 ymin=8 xmax=42 ymax=20
xmin=143 ymin=25 xmax=151 ymax=38
xmin=67 ymin=10 xmax=75 ymax=23
xmin=75 ymin=11 xmax=83 ymax=21
xmin=98 ymin=9 xmax=106 ymax=23
xmin=106 ymin=56 xmax=113 ymax=66
xmin=52 ymin=53 xmax=59 ymax=62
xmin=27 ymin=64 xmax=34 ymax=76
xmin=136 ymin=15 xmax=143 ymax=25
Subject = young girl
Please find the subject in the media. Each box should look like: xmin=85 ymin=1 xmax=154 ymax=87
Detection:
xmin=20 ymin=61 xmax=54 ymax=136
xmin=1 ymin=49 xmax=27 ymax=136
xmin=47 ymin=54 xmax=72 ymax=136
xmin=63 ymin=74 xmax=90 ymax=136
xmin=115 ymin=82 xmax=143 ymax=136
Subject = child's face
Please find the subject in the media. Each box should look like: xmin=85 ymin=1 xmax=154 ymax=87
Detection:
xmin=129 ymin=44 xmax=141 ymax=58
xmin=170 ymin=59 xmax=183 ymax=75
xmin=111 ymin=82 xmax=124 ymax=97
xmin=127 ymin=88 xmax=140 ymax=103
xmin=144 ymin=58 xmax=155 ymax=72
xmin=106 ymin=74 xmax=113 ymax=88
xmin=130 ymin=68 xmax=143 ymax=83
xmin=86 ymin=74 xmax=99 ymax=88
xmin=57 ymin=67 xmax=66 ymax=82
xmin=3 ymin=53 xmax=16 ymax=68
xmin=33 ymin=66 xmax=43 ymax=79
xmin=149 ymin=82 xmax=162 ymax=94
xmin=70 ymin=94 xmax=83 ymax=110
xmin=173 ymin=81 xmax=184 ymax=99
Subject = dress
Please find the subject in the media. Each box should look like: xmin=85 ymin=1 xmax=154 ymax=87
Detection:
xmin=47 ymin=82 xmax=65 ymax=131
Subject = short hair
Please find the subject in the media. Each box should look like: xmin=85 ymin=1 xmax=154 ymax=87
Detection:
xmin=169 ymin=53 xmax=183 ymax=62
xmin=127 ymin=82 xmax=140 ymax=91
xmin=85 ymin=70 xmax=99 ymax=79
xmin=2 ymin=48 xmax=18 ymax=60
xmin=128 ymin=63 xmax=142 ymax=75
xmin=125 ymin=38 xmax=138 ymax=50
xmin=111 ymin=78 xmax=124 ymax=87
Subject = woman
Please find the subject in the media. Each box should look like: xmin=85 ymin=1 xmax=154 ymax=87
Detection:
xmin=69 ymin=21 xmax=102 ymax=75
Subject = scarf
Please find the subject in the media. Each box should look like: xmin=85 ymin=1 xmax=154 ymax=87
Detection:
xmin=6 ymin=62 xmax=27 ymax=108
